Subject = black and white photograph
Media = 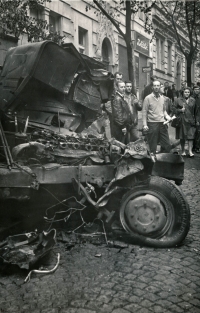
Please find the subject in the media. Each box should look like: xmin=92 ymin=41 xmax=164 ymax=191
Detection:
xmin=0 ymin=0 xmax=199 ymax=312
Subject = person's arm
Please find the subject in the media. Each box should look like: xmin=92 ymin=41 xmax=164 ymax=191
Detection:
xmin=170 ymin=89 xmax=174 ymax=103
xmin=173 ymin=98 xmax=184 ymax=114
xmin=194 ymin=100 xmax=199 ymax=125
xmin=164 ymin=110 xmax=172 ymax=121
xmin=142 ymin=97 xmax=148 ymax=128
xmin=133 ymin=95 xmax=142 ymax=111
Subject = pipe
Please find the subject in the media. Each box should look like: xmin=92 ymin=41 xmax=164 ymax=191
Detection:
xmin=0 ymin=121 xmax=13 ymax=166
xmin=14 ymin=113 xmax=18 ymax=133
xmin=0 ymin=127 xmax=11 ymax=168
xmin=24 ymin=116 xmax=29 ymax=133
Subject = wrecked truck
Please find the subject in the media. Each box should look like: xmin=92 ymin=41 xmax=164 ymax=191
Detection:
xmin=0 ymin=41 xmax=190 ymax=248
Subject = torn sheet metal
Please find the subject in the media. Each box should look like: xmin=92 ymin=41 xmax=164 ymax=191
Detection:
xmin=124 ymin=138 xmax=149 ymax=159
xmin=115 ymin=158 xmax=144 ymax=181
xmin=0 ymin=229 xmax=56 ymax=269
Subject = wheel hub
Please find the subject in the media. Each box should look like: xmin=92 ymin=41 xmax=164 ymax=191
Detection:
xmin=124 ymin=194 xmax=167 ymax=235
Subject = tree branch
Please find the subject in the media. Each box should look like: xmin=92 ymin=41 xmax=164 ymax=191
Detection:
xmin=185 ymin=1 xmax=194 ymax=50
xmin=93 ymin=0 xmax=125 ymax=39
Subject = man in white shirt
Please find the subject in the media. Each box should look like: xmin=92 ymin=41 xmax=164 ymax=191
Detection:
xmin=143 ymin=80 xmax=180 ymax=154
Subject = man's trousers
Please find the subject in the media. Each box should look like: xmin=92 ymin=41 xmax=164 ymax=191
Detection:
xmin=147 ymin=122 xmax=171 ymax=154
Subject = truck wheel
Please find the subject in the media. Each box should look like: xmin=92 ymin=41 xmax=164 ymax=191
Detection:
xmin=119 ymin=176 xmax=190 ymax=248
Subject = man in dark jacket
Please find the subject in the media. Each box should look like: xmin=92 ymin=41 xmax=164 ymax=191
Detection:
xmin=171 ymin=84 xmax=179 ymax=99
xmin=177 ymin=81 xmax=187 ymax=98
xmin=164 ymin=82 xmax=174 ymax=102
xmin=193 ymin=85 xmax=200 ymax=152
xmin=142 ymin=75 xmax=158 ymax=101
xmin=124 ymin=81 xmax=142 ymax=142
xmin=112 ymin=80 xmax=132 ymax=142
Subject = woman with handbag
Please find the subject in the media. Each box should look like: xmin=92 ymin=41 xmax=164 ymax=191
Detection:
xmin=173 ymin=87 xmax=196 ymax=157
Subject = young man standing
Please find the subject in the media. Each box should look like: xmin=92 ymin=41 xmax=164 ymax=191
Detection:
xmin=164 ymin=81 xmax=174 ymax=102
xmin=113 ymin=72 xmax=123 ymax=93
xmin=112 ymin=80 xmax=131 ymax=142
xmin=160 ymin=83 xmax=173 ymax=116
xmin=177 ymin=81 xmax=187 ymax=98
xmin=142 ymin=75 xmax=158 ymax=101
xmin=142 ymin=80 xmax=180 ymax=154
xmin=102 ymin=72 xmax=123 ymax=138
xmin=124 ymin=81 xmax=142 ymax=142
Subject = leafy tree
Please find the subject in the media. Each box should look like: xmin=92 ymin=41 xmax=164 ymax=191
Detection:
xmin=0 ymin=0 xmax=64 ymax=44
xmin=155 ymin=0 xmax=200 ymax=86
xmin=86 ymin=0 xmax=155 ymax=94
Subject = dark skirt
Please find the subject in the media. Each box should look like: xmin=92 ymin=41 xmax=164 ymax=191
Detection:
xmin=176 ymin=122 xmax=196 ymax=140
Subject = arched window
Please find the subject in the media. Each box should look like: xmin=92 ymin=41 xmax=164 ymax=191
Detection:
xmin=102 ymin=38 xmax=112 ymax=71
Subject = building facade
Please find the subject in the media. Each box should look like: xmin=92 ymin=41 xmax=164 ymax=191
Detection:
xmin=0 ymin=0 xmax=199 ymax=98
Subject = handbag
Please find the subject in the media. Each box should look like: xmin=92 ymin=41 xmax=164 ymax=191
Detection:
xmin=171 ymin=115 xmax=182 ymax=128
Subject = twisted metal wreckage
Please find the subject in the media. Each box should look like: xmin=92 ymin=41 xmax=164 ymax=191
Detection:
xmin=0 ymin=41 xmax=190 ymax=269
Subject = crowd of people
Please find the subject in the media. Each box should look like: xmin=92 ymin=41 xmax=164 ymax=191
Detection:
xmin=101 ymin=71 xmax=200 ymax=158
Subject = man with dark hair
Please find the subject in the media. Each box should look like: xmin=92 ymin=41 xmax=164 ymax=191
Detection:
xmin=113 ymin=72 xmax=123 ymax=92
xmin=124 ymin=81 xmax=142 ymax=142
xmin=142 ymin=75 xmax=158 ymax=101
xmin=171 ymin=84 xmax=179 ymax=99
xmin=101 ymin=71 xmax=123 ymax=138
xmin=164 ymin=81 xmax=174 ymax=102
xmin=114 ymin=71 xmax=123 ymax=80
xmin=112 ymin=80 xmax=132 ymax=142
xmin=177 ymin=81 xmax=187 ymax=98
xmin=160 ymin=83 xmax=173 ymax=116
xmin=142 ymin=80 xmax=180 ymax=154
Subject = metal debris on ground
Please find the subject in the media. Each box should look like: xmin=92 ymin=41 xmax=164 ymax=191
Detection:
xmin=0 ymin=229 xmax=56 ymax=269
xmin=95 ymin=253 xmax=102 ymax=257
xmin=24 ymin=253 xmax=60 ymax=283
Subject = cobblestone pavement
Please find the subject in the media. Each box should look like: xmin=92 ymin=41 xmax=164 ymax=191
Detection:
xmin=0 ymin=156 xmax=200 ymax=313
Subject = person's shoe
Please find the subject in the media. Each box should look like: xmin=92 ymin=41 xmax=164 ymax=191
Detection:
xmin=181 ymin=152 xmax=186 ymax=156
xmin=188 ymin=153 xmax=194 ymax=158
xmin=171 ymin=139 xmax=181 ymax=149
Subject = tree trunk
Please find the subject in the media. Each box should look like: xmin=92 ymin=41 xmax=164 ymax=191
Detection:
xmin=126 ymin=41 xmax=136 ymax=95
xmin=186 ymin=55 xmax=192 ymax=87
xmin=125 ymin=1 xmax=136 ymax=95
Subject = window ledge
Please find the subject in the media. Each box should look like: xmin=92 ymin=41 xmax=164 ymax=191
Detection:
xmin=155 ymin=68 xmax=165 ymax=74
xmin=0 ymin=33 xmax=18 ymax=42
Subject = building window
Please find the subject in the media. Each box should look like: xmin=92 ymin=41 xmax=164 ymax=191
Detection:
xmin=78 ymin=27 xmax=88 ymax=54
xmin=102 ymin=38 xmax=110 ymax=70
xmin=161 ymin=40 xmax=164 ymax=71
xmin=168 ymin=44 xmax=172 ymax=73
xmin=156 ymin=38 xmax=160 ymax=69
xmin=156 ymin=37 xmax=165 ymax=71
xmin=139 ymin=9 xmax=145 ymax=21
xmin=30 ymin=8 xmax=41 ymax=19
xmin=49 ymin=14 xmax=60 ymax=32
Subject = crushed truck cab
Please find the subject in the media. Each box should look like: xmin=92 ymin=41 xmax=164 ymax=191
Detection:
xmin=0 ymin=41 xmax=190 ymax=248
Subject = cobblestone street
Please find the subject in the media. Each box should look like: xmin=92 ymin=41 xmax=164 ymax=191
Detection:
xmin=0 ymin=155 xmax=200 ymax=313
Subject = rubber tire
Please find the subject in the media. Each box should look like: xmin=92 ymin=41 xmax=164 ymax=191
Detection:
xmin=119 ymin=176 xmax=190 ymax=248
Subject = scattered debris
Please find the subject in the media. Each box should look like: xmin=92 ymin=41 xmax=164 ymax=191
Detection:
xmin=0 ymin=229 xmax=56 ymax=269
xmin=95 ymin=253 xmax=102 ymax=257
xmin=24 ymin=253 xmax=60 ymax=283
xmin=107 ymin=240 xmax=129 ymax=249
